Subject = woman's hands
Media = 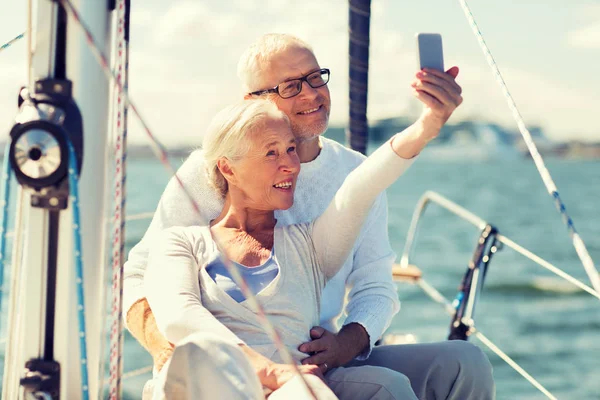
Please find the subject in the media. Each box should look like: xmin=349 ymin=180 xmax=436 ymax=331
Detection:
xmin=239 ymin=344 xmax=325 ymax=391
xmin=391 ymin=66 xmax=463 ymax=159
xmin=261 ymin=363 xmax=325 ymax=391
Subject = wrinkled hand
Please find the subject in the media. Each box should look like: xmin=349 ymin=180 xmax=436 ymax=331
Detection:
xmin=411 ymin=66 xmax=463 ymax=137
xmin=299 ymin=326 xmax=365 ymax=373
xmin=262 ymin=363 xmax=324 ymax=391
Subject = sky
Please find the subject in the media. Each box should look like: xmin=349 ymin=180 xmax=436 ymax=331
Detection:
xmin=1 ymin=0 xmax=600 ymax=146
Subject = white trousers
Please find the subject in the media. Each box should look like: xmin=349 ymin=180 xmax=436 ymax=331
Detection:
xmin=146 ymin=333 xmax=337 ymax=400
xmin=144 ymin=332 xmax=495 ymax=399
xmin=145 ymin=333 xmax=424 ymax=400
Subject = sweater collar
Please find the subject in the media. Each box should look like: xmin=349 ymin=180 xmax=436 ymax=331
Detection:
xmin=298 ymin=137 xmax=331 ymax=177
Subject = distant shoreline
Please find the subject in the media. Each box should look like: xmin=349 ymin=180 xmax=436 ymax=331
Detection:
xmin=2 ymin=119 xmax=599 ymax=160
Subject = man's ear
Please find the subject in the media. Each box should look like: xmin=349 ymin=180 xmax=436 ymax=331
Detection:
xmin=217 ymin=158 xmax=236 ymax=186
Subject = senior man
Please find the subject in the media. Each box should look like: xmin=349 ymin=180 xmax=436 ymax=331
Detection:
xmin=124 ymin=33 xmax=494 ymax=399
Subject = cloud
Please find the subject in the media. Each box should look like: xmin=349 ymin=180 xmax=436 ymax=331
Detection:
xmin=448 ymin=63 xmax=600 ymax=142
xmin=566 ymin=4 xmax=600 ymax=49
xmin=153 ymin=1 xmax=245 ymax=47
xmin=120 ymin=0 xmax=600 ymax=144
xmin=566 ymin=23 xmax=600 ymax=49
xmin=2 ymin=0 xmax=599 ymax=146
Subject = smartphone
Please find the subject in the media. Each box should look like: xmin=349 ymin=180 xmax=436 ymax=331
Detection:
xmin=416 ymin=33 xmax=444 ymax=72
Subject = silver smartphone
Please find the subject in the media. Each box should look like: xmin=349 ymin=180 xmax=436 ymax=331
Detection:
xmin=416 ymin=33 xmax=444 ymax=72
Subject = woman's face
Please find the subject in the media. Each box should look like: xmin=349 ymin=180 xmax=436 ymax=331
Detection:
xmin=227 ymin=117 xmax=300 ymax=211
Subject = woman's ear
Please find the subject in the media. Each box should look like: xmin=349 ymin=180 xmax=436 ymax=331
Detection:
xmin=217 ymin=158 xmax=236 ymax=186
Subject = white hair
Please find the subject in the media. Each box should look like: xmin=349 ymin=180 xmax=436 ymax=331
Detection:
xmin=237 ymin=33 xmax=314 ymax=93
xmin=203 ymin=99 xmax=289 ymax=197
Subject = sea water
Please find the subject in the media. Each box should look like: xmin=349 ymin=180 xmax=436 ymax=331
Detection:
xmin=1 ymin=148 xmax=599 ymax=399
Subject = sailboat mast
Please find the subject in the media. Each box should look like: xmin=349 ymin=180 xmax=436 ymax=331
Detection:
xmin=347 ymin=0 xmax=372 ymax=155
xmin=2 ymin=1 xmax=113 ymax=399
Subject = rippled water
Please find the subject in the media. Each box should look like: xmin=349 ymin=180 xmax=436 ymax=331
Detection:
xmin=2 ymin=149 xmax=600 ymax=399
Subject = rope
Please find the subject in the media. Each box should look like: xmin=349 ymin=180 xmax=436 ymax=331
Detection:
xmin=0 ymin=32 xmax=25 ymax=54
xmin=0 ymin=143 xmax=13 ymax=336
xmin=456 ymin=0 xmax=600 ymax=294
xmin=68 ymin=141 xmax=90 ymax=400
xmin=108 ymin=0 xmax=129 ymax=397
xmin=416 ymin=278 xmax=557 ymax=399
xmin=58 ymin=0 xmax=317 ymax=396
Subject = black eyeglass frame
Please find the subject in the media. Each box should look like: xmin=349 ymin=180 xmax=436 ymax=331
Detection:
xmin=248 ymin=68 xmax=330 ymax=99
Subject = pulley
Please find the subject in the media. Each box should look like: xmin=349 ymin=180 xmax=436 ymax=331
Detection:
xmin=8 ymin=79 xmax=83 ymax=192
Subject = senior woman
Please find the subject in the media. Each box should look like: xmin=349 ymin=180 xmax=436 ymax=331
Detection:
xmin=145 ymin=98 xmax=443 ymax=400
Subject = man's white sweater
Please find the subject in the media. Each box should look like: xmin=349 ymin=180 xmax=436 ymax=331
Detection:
xmin=124 ymin=136 xmax=400 ymax=357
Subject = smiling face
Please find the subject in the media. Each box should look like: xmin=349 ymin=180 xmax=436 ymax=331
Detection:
xmin=226 ymin=116 xmax=300 ymax=211
xmin=252 ymin=45 xmax=331 ymax=141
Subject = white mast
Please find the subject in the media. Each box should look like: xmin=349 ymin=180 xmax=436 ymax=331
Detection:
xmin=2 ymin=0 xmax=112 ymax=398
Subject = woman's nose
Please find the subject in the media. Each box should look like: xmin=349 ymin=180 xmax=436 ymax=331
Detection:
xmin=281 ymin=154 xmax=300 ymax=174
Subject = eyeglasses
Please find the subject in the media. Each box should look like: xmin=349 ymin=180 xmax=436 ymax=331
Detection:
xmin=249 ymin=68 xmax=330 ymax=99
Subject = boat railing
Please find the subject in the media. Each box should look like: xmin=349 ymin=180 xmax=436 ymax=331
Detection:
xmin=398 ymin=190 xmax=600 ymax=301
xmin=392 ymin=190 xmax=600 ymax=400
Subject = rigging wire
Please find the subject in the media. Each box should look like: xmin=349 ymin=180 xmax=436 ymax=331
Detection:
xmin=417 ymin=279 xmax=557 ymax=400
xmin=456 ymin=0 xmax=600 ymax=294
xmin=57 ymin=0 xmax=318 ymax=396
xmin=497 ymin=234 xmax=600 ymax=301
xmin=120 ymin=365 xmax=152 ymax=381
xmin=0 ymin=32 xmax=25 ymax=54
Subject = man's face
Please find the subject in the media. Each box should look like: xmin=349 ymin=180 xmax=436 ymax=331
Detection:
xmin=254 ymin=46 xmax=331 ymax=141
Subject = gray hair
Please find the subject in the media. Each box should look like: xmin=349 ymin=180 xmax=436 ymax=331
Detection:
xmin=237 ymin=33 xmax=314 ymax=93
xmin=203 ymin=99 xmax=289 ymax=197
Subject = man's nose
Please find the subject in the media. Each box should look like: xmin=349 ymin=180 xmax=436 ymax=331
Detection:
xmin=298 ymin=81 xmax=319 ymax=100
